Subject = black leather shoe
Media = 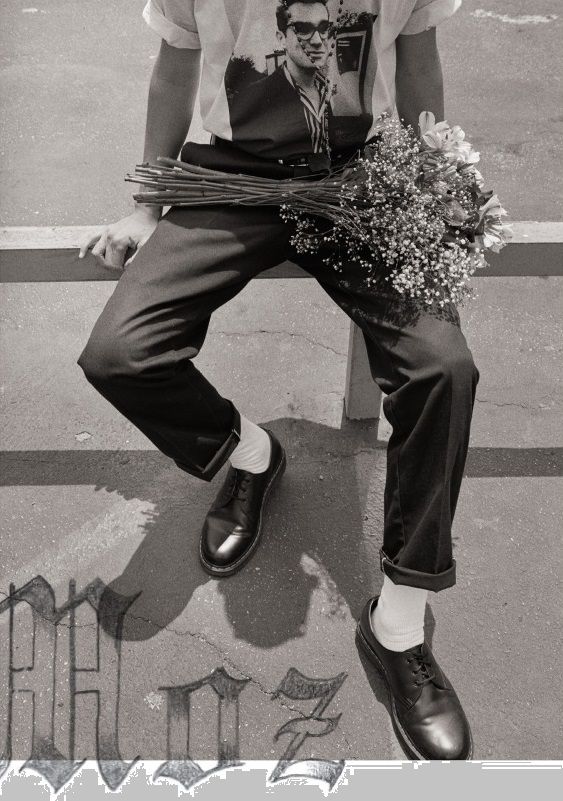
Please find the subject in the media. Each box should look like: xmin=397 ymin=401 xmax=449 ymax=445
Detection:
xmin=356 ymin=596 xmax=473 ymax=760
xmin=199 ymin=427 xmax=286 ymax=577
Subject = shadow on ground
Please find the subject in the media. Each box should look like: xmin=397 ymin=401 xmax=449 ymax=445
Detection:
xmin=2 ymin=416 xmax=560 ymax=650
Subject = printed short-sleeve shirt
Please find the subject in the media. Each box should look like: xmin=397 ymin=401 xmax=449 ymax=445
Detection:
xmin=142 ymin=0 xmax=461 ymax=159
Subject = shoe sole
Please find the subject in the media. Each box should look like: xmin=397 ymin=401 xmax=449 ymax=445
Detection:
xmin=199 ymin=446 xmax=287 ymax=577
xmin=355 ymin=623 xmax=474 ymax=761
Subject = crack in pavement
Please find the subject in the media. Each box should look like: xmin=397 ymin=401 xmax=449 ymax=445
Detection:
xmin=215 ymin=328 xmax=347 ymax=358
xmin=340 ymin=731 xmax=355 ymax=757
xmin=476 ymin=398 xmax=541 ymax=410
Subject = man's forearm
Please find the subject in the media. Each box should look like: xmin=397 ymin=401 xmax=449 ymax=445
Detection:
xmin=396 ymin=69 xmax=444 ymax=133
xmin=135 ymin=77 xmax=193 ymax=218
xmin=135 ymin=50 xmax=200 ymax=217
xmin=395 ymin=29 xmax=445 ymax=134
xmin=142 ymin=76 xmax=193 ymax=164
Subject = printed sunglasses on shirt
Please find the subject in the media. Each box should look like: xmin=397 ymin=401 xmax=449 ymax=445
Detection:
xmin=286 ymin=20 xmax=335 ymax=40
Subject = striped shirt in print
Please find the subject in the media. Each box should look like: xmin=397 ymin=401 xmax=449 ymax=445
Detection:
xmin=282 ymin=62 xmax=331 ymax=154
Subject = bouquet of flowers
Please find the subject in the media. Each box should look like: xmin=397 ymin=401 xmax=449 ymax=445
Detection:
xmin=127 ymin=112 xmax=512 ymax=308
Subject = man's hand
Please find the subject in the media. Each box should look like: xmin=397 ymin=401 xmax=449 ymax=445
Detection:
xmin=78 ymin=207 xmax=160 ymax=271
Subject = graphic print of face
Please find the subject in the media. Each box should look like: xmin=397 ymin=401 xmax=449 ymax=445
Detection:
xmin=277 ymin=2 xmax=333 ymax=72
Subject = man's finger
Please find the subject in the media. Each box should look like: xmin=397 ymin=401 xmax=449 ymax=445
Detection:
xmin=78 ymin=232 xmax=103 ymax=259
xmin=91 ymin=232 xmax=108 ymax=259
xmin=124 ymin=234 xmax=150 ymax=266
xmin=105 ymin=239 xmax=129 ymax=269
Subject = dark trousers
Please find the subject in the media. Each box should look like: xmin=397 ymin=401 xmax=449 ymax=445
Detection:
xmin=77 ymin=183 xmax=479 ymax=593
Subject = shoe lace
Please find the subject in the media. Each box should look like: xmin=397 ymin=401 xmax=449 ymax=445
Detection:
xmin=405 ymin=644 xmax=436 ymax=687
xmin=227 ymin=469 xmax=251 ymax=500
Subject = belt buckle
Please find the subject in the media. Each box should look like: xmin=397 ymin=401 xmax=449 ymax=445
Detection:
xmin=279 ymin=156 xmax=307 ymax=168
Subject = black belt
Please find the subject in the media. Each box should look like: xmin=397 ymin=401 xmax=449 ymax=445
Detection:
xmin=278 ymin=150 xmax=360 ymax=173
xmin=211 ymin=134 xmax=377 ymax=174
xmin=277 ymin=133 xmax=382 ymax=173
xmin=182 ymin=136 xmax=380 ymax=180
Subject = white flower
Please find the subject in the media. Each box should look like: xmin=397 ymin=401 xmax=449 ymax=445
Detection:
xmin=476 ymin=195 xmax=512 ymax=252
xmin=418 ymin=111 xmax=480 ymax=166
xmin=473 ymin=168 xmax=485 ymax=188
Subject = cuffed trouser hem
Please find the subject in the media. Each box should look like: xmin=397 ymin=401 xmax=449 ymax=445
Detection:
xmin=379 ymin=548 xmax=456 ymax=593
xmin=173 ymin=401 xmax=241 ymax=483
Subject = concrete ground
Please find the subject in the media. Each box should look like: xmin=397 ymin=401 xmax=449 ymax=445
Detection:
xmin=0 ymin=0 xmax=562 ymax=771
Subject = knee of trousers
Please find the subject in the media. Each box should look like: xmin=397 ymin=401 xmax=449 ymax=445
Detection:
xmin=425 ymin=341 xmax=480 ymax=391
xmin=440 ymin=351 xmax=479 ymax=388
xmin=388 ymin=347 xmax=479 ymax=431
xmin=77 ymin=327 xmax=167 ymax=386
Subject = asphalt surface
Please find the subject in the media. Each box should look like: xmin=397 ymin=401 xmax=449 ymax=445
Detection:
xmin=0 ymin=0 xmax=562 ymax=775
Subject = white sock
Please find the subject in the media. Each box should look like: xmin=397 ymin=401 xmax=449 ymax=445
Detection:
xmin=370 ymin=574 xmax=428 ymax=651
xmin=229 ymin=414 xmax=272 ymax=473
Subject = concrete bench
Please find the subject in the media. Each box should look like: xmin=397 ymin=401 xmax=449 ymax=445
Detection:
xmin=1 ymin=223 xmax=561 ymax=421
